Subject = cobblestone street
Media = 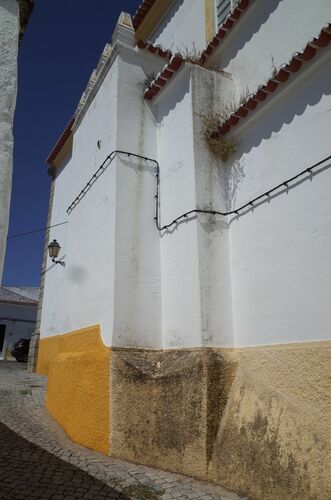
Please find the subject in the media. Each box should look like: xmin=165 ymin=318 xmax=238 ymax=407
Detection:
xmin=0 ymin=362 xmax=246 ymax=500
xmin=0 ymin=421 xmax=128 ymax=499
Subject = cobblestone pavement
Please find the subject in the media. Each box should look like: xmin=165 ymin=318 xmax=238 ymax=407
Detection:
xmin=0 ymin=421 xmax=129 ymax=499
xmin=0 ymin=362 xmax=247 ymax=500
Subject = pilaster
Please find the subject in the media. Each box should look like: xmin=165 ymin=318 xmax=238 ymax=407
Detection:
xmin=27 ymin=176 xmax=55 ymax=372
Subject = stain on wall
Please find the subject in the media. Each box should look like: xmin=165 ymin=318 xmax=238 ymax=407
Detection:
xmin=110 ymin=343 xmax=331 ymax=499
xmin=209 ymin=343 xmax=331 ymax=499
xmin=38 ymin=337 xmax=330 ymax=498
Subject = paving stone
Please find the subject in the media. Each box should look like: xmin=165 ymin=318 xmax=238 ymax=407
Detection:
xmin=0 ymin=361 xmax=245 ymax=500
xmin=0 ymin=421 xmax=128 ymax=500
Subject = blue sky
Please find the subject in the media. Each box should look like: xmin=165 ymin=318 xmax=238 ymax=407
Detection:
xmin=3 ymin=0 xmax=142 ymax=286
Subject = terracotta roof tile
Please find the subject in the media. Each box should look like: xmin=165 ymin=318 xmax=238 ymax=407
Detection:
xmin=141 ymin=0 xmax=253 ymax=101
xmin=137 ymin=39 xmax=172 ymax=60
xmin=218 ymin=25 xmax=331 ymax=136
xmin=46 ymin=117 xmax=75 ymax=165
xmin=132 ymin=0 xmax=157 ymax=30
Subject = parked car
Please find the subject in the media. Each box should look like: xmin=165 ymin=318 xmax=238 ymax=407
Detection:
xmin=11 ymin=338 xmax=30 ymax=362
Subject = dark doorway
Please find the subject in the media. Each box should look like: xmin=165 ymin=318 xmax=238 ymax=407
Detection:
xmin=0 ymin=324 xmax=6 ymax=352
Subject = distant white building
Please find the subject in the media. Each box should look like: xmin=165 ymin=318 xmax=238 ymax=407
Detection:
xmin=35 ymin=2 xmax=331 ymax=498
xmin=0 ymin=0 xmax=33 ymax=282
xmin=0 ymin=286 xmax=38 ymax=359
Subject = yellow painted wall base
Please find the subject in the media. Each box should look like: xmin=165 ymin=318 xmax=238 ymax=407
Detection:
xmin=37 ymin=325 xmax=110 ymax=455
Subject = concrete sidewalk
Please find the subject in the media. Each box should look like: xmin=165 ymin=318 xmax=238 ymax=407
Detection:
xmin=0 ymin=362 xmax=246 ymax=500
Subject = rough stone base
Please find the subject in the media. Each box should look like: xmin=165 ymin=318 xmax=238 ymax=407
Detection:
xmin=38 ymin=332 xmax=331 ymax=499
xmin=110 ymin=343 xmax=330 ymax=500
xmin=110 ymin=349 xmax=236 ymax=479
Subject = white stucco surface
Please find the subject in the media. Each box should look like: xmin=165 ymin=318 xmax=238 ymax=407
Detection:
xmin=210 ymin=0 xmax=331 ymax=98
xmin=228 ymin=50 xmax=331 ymax=346
xmin=0 ymin=0 xmax=19 ymax=282
xmin=40 ymin=58 xmax=119 ymax=346
xmin=40 ymin=6 xmax=331 ymax=351
xmin=149 ymin=0 xmax=207 ymax=52
xmin=156 ymin=68 xmax=202 ymax=348
xmin=41 ymin=32 xmax=163 ymax=348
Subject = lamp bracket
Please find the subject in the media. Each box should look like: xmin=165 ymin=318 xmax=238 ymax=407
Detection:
xmin=52 ymin=259 xmax=66 ymax=267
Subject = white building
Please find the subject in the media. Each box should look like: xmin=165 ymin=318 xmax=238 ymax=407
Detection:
xmin=0 ymin=286 xmax=38 ymax=359
xmin=35 ymin=2 xmax=331 ymax=498
xmin=0 ymin=0 xmax=33 ymax=282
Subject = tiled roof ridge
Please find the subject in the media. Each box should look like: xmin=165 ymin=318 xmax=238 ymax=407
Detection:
xmin=141 ymin=0 xmax=252 ymax=101
xmin=218 ymin=24 xmax=331 ymax=136
xmin=132 ymin=0 xmax=157 ymax=30
xmin=137 ymin=38 xmax=185 ymax=100
xmin=137 ymin=39 xmax=173 ymax=60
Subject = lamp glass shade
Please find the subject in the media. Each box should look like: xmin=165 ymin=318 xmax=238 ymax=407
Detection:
xmin=48 ymin=239 xmax=61 ymax=259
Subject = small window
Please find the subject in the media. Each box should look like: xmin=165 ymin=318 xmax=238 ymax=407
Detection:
xmin=216 ymin=0 xmax=239 ymax=28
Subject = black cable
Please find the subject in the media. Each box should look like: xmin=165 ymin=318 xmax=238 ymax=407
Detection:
xmin=66 ymin=150 xmax=159 ymax=214
xmin=65 ymin=151 xmax=330 ymax=232
xmin=156 ymin=154 xmax=331 ymax=231
xmin=7 ymin=221 xmax=69 ymax=240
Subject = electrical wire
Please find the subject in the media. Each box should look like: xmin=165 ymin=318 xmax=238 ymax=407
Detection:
xmin=7 ymin=221 xmax=68 ymax=240
xmin=157 ymin=154 xmax=331 ymax=231
xmin=12 ymin=153 xmax=330 ymax=240
xmin=67 ymin=150 xmax=330 ymax=231
xmin=66 ymin=150 xmax=159 ymax=214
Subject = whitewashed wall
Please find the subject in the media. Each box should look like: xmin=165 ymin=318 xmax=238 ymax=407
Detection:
xmin=228 ymin=51 xmax=331 ymax=347
xmin=149 ymin=64 xmax=235 ymax=348
xmin=40 ymin=44 xmax=162 ymax=348
xmin=155 ymin=67 xmax=203 ymax=348
xmin=0 ymin=0 xmax=19 ymax=282
xmin=112 ymin=49 xmax=161 ymax=348
xmin=41 ymin=5 xmax=331 ymax=351
xmin=210 ymin=0 xmax=331 ymax=98
xmin=40 ymin=59 xmax=119 ymax=346
xmin=149 ymin=0 xmax=207 ymax=52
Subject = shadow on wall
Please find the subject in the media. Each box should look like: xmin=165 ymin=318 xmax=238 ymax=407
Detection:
xmin=154 ymin=66 xmax=190 ymax=120
xmin=221 ymin=53 xmax=331 ymax=211
xmin=228 ymin=161 xmax=331 ymax=224
xmin=220 ymin=158 xmax=246 ymax=212
xmin=215 ymin=0 xmax=284 ymax=68
xmin=235 ymin=53 xmax=331 ymax=154
xmin=149 ymin=0 xmax=185 ymax=49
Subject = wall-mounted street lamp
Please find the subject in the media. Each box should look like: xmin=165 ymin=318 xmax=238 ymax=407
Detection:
xmin=48 ymin=239 xmax=65 ymax=267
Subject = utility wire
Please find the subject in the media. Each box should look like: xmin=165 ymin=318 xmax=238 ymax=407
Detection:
xmin=66 ymin=150 xmax=159 ymax=214
xmin=155 ymin=154 xmax=331 ymax=231
xmin=10 ymin=153 xmax=330 ymax=240
xmin=7 ymin=221 xmax=68 ymax=240
xmin=67 ymin=151 xmax=330 ymax=231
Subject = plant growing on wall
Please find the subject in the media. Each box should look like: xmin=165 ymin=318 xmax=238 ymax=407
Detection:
xmin=201 ymin=114 xmax=237 ymax=161
xmin=178 ymin=45 xmax=204 ymax=66
xmin=200 ymin=90 xmax=250 ymax=161
xmin=138 ymin=72 xmax=157 ymax=93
